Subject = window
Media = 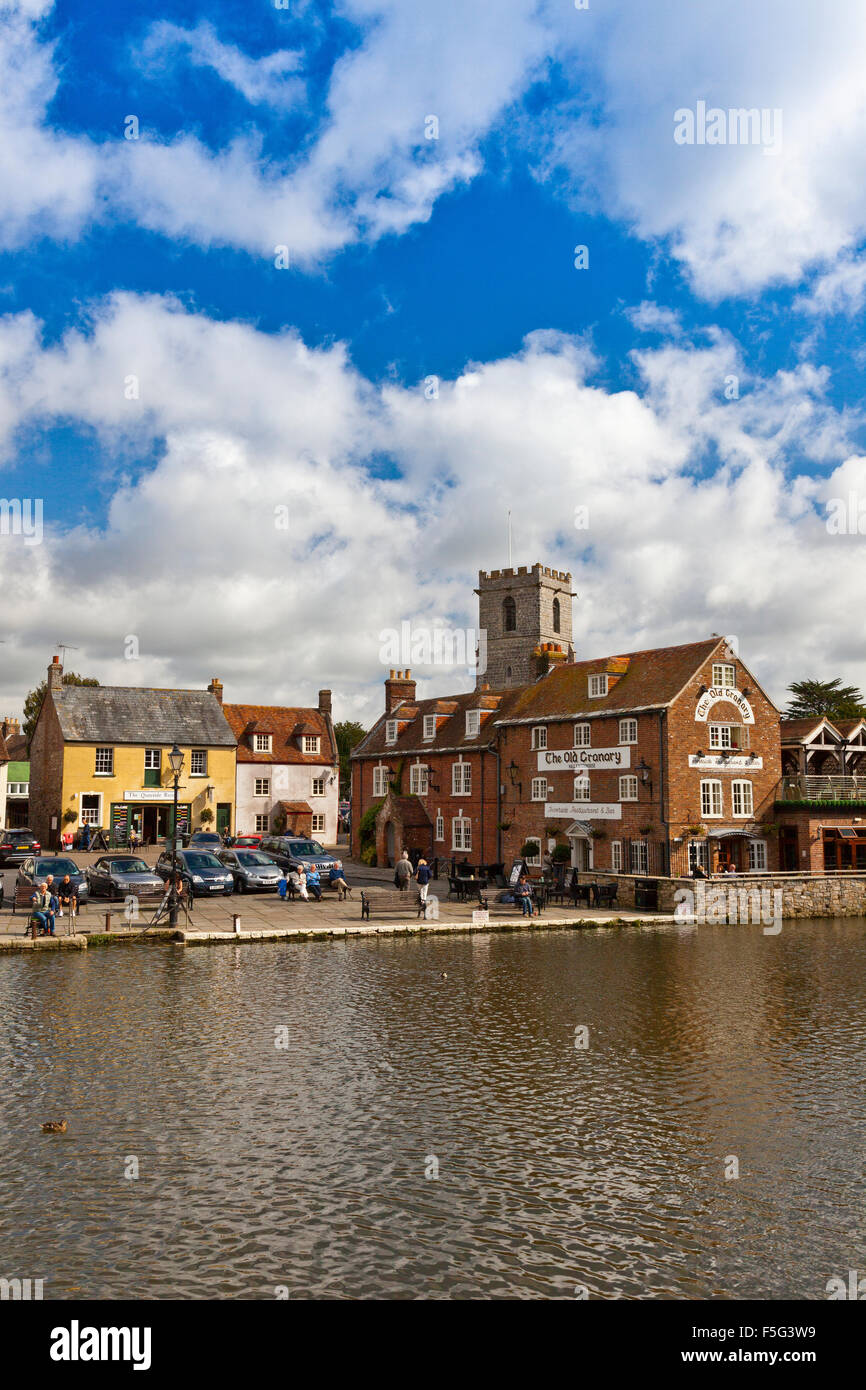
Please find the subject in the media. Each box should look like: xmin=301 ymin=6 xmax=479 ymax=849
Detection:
xmin=7 ymin=782 xmax=28 ymax=795
xmin=748 ymin=839 xmax=768 ymax=871
xmin=709 ymin=723 xmax=749 ymax=750
xmin=423 ymin=715 xmax=437 ymax=740
xmin=531 ymin=726 xmax=547 ymax=750
xmin=700 ymin=779 xmax=723 ymax=817
xmin=503 ymin=596 xmax=516 ymax=631
xmin=385 ymin=720 xmax=398 ymax=745
xmin=619 ymin=775 xmax=638 ymax=801
xmin=574 ymin=773 xmax=590 ymax=801
xmin=452 ymin=761 xmax=471 ymax=795
xmin=452 ymin=816 xmax=472 ymax=851
xmin=731 ymin=780 xmax=753 ymax=817
xmin=254 ymin=778 xmax=270 ymax=797
xmin=688 ymin=840 xmax=709 ymax=873
xmin=303 ymin=735 xmax=320 ymax=754
xmin=552 ymin=597 xmax=561 ymax=634
xmin=435 ymin=813 xmax=444 ymax=842
xmin=80 ymin=794 xmax=100 ymax=826
xmin=190 ymin=750 xmax=207 ymax=777
xmin=523 ymin=837 xmax=541 ymax=867
xmin=712 ymin=662 xmax=736 ymax=688
xmin=589 ymin=674 xmax=608 ymax=698
xmin=373 ymin=766 xmax=389 ymax=797
xmin=619 ymin=719 xmax=637 ymax=745
xmin=465 ymin=710 xmax=480 ymax=737
xmin=254 ymin=734 xmax=272 ymax=753
xmin=255 ymin=814 xmax=269 ymax=833
xmin=311 ymin=777 xmax=325 ymax=797
xmin=531 ymin=777 xmax=547 ymax=801
xmin=409 ymin=764 xmax=428 ymax=795
xmin=143 ymin=748 xmax=161 ymax=787
xmin=94 ymin=747 xmax=113 ymax=775
xmin=573 ymin=722 xmax=591 ymax=747
xmin=611 ymin=840 xmax=623 ymax=872
xmin=630 ymin=841 xmax=649 ymax=874
xmin=312 ymin=814 xmax=325 ymax=834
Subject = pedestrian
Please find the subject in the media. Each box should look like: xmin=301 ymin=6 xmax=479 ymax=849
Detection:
xmin=515 ymin=874 xmax=534 ymax=918
xmin=81 ymin=823 xmax=91 ymax=852
xmin=416 ymin=857 xmax=432 ymax=903
xmin=394 ymin=850 xmax=413 ymax=892
xmin=306 ymin=866 xmax=323 ymax=901
xmin=329 ymin=864 xmax=350 ymax=900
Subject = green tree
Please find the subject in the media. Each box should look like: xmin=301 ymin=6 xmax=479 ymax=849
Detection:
xmin=23 ymin=671 xmax=100 ymax=745
xmin=334 ymin=719 xmax=366 ymax=797
xmin=785 ymin=678 xmax=866 ymax=721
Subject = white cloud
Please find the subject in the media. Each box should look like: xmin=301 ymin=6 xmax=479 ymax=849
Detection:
xmin=139 ymin=21 xmax=305 ymax=109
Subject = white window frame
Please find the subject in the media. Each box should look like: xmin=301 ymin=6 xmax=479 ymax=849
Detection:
xmin=619 ymin=775 xmax=638 ymax=802
xmin=254 ymin=777 xmax=270 ymax=797
xmin=619 ymin=718 xmax=637 ymax=745
xmin=611 ymin=840 xmax=623 ymax=872
xmin=712 ymin=662 xmax=736 ymax=688
xmin=465 ymin=710 xmax=480 ymax=737
xmin=452 ymin=816 xmax=472 ymax=851
xmin=384 ymin=721 xmax=398 ymax=746
xmin=94 ymin=747 xmax=114 ymax=776
xmin=731 ymin=779 xmax=753 ymax=818
xmin=8 ymin=782 xmax=29 ymax=796
xmin=523 ymin=837 xmax=542 ymax=867
xmin=452 ymin=760 xmax=471 ymax=796
xmin=588 ymin=674 xmax=608 ymax=698
xmin=311 ymin=813 xmax=325 ymax=834
xmin=190 ymin=749 xmax=207 ymax=777
xmin=688 ymin=840 xmax=710 ymax=873
xmin=531 ymin=726 xmax=547 ymax=750
xmin=708 ymin=723 xmax=733 ymax=749
xmin=254 ymin=813 xmax=269 ymax=833
xmin=80 ymin=792 xmax=102 ymax=826
xmin=574 ymin=773 xmax=590 ymax=801
xmin=630 ymin=841 xmax=649 ymax=874
xmin=435 ymin=813 xmax=444 ymax=841
xmin=144 ymin=748 xmax=161 ymax=770
xmin=311 ymin=776 xmax=325 ymax=797
xmin=573 ymin=722 xmax=591 ymax=747
xmin=409 ymin=764 xmax=428 ymax=796
xmin=372 ymin=766 xmax=389 ymax=798
xmin=253 ymin=734 xmax=272 ymax=753
xmin=423 ymin=714 xmax=437 ymax=741
xmin=701 ymin=779 xmax=723 ymax=818
xmin=531 ymin=776 xmax=547 ymax=801
xmin=748 ymin=839 xmax=768 ymax=871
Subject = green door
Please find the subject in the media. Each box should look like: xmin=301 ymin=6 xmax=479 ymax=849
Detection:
xmin=216 ymin=803 xmax=231 ymax=835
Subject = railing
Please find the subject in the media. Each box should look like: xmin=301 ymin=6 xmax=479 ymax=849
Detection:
xmin=778 ymin=775 xmax=866 ymax=802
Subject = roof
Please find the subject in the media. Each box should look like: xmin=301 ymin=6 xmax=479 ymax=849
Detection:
xmin=353 ymin=685 xmax=522 ymax=759
xmin=4 ymin=734 xmax=28 ymax=761
xmin=276 ymin=800 xmax=314 ymax=815
xmin=51 ymin=686 xmax=236 ymax=746
xmin=386 ymin=794 xmax=432 ymax=828
xmin=0 ymin=731 xmax=9 ymax=762
xmin=780 ymin=717 xmax=838 ymax=742
xmin=222 ymin=703 xmax=335 ymax=765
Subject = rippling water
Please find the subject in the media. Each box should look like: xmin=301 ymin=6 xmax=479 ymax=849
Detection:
xmin=1 ymin=920 xmax=865 ymax=1299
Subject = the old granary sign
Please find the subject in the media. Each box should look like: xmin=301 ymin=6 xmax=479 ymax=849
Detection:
xmin=537 ymin=747 xmax=631 ymax=771
xmin=694 ymin=687 xmax=755 ymax=723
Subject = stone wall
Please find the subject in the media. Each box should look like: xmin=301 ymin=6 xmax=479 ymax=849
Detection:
xmin=577 ymin=870 xmax=866 ymax=918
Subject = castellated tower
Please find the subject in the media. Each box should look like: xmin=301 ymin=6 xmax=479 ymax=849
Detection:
xmin=475 ymin=563 xmax=575 ymax=689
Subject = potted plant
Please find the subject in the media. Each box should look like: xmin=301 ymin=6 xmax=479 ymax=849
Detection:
xmin=686 ymin=823 xmax=704 ymax=837
xmin=552 ymin=844 xmax=571 ymax=863
xmin=62 ymin=809 xmax=78 ymax=826
xmin=519 ymin=840 xmax=539 ymax=860
xmin=199 ymin=807 xmax=215 ymax=827
xmin=638 ymin=824 xmax=654 ymax=837
xmin=497 ymin=820 xmax=513 ymax=831
xmin=589 ymin=828 xmax=607 ymax=840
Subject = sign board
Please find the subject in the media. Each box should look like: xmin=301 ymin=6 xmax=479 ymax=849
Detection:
xmin=124 ymin=789 xmax=175 ymax=802
xmin=545 ymin=802 xmax=622 ymax=820
xmin=508 ymin=859 xmax=527 ymax=886
xmin=472 ymin=909 xmax=490 ymax=925
xmin=688 ymin=755 xmax=763 ymax=770
xmin=537 ymin=747 xmax=631 ymax=771
xmin=694 ymin=687 xmax=755 ymax=723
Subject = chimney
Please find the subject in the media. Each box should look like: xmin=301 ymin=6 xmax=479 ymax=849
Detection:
xmin=47 ymin=655 xmax=63 ymax=692
xmin=318 ymin=689 xmax=332 ymax=715
xmin=384 ymin=667 xmax=416 ymax=713
xmin=1 ymin=716 xmax=19 ymax=739
xmin=208 ymin=677 xmax=223 ymax=705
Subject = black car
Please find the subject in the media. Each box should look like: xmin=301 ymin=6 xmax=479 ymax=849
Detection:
xmin=0 ymin=829 xmax=42 ymax=866
xmin=85 ymin=855 xmax=165 ymax=900
xmin=217 ymin=849 xmax=282 ymax=893
xmin=17 ymin=856 xmax=90 ymax=905
xmin=156 ymin=849 xmax=235 ymax=898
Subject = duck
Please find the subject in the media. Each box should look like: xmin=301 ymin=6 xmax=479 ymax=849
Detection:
xmin=41 ymin=1120 xmax=67 ymax=1134
xmin=440 ymin=971 xmax=448 ymax=979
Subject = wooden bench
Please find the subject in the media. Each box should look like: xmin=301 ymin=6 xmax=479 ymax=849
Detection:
xmin=361 ymin=889 xmax=426 ymax=920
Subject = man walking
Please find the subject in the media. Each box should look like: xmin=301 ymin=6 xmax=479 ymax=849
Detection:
xmin=394 ymin=850 xmax=414 ymax=892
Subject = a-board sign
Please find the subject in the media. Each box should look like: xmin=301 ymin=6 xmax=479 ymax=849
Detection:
xmin=509 ymin=859 xmax=528 ymax=886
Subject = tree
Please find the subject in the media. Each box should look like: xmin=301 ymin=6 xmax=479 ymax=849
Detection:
xmin=23 ymin=671 xmax=100 ymax=745
xmin=334 ymin=720 xmax=366 ymax=797
xmin=785 ymin=678 xmax=866 ymax=721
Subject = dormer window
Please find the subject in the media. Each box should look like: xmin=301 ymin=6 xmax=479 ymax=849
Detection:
xmin=465 ymin=710 xmax=480 ymax=737
xmin=423 ymin=714 xmax=437 ymax=740
xmin=589 ymin=674 xmax=608 ymax=698
xmin=385 ymin=720 xmax=398 ymax=745
xmin=303 ymin=735 xmax=320 ymax=754
xmin=253 ymin=734 xmax=272 ymax=753
xmin=712 ymin=662 xmax=736 ymax=688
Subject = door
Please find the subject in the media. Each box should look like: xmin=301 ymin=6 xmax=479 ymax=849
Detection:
xmin=216 ymin=803 xmax=231 ymax=836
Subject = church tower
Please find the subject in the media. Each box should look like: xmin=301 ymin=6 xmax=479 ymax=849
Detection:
xmin=475 ymin=563 xmax=575 ymax=689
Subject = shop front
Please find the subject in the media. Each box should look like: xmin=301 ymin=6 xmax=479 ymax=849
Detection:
xmin=823 ymin=826 xmax=866 ymax=872
xmin=110 ymin=792 xmax=192 ymax=846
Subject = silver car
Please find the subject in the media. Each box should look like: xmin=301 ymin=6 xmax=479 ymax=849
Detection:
xmin=85 ymin=855 xmax=165 ymax=901
xmin=217 ymin=849 xmax=282 ymax=893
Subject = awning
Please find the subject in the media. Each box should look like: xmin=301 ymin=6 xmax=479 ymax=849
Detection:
xmin=565 ymin=821 xmax=593 ymax=837
xmin=705 ymin=827 xmax=763 ymax=840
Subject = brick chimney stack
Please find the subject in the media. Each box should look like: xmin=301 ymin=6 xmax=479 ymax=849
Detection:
xmin=384 ymin=668 xmax=416 ymax=713
xmin=1 ymin=716 xmax=20 ymax=739
xmin=47 ymin=655 xmax=63 ymax=692
xmin=208 ymin=678 xmax=223 ymax=705
xmin=318 ymin=689 xmax=332 ymax=715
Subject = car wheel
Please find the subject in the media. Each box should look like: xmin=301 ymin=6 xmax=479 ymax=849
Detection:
xmin=237 ymin=878 xmax=245 ymax=894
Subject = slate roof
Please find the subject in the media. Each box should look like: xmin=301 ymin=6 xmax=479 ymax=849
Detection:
xmin=52 ymin=686 xmax=236 ymax=746
xmin=222 ymin=703 xmax=336 ymax=765
xmin=353 ymin=686 xmax=519 ymax=759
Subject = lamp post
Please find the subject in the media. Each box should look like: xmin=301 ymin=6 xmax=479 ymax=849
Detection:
xmin=168 ymin=744 xmax=184 ymax=926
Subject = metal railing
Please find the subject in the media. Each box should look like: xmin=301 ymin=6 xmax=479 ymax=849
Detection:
xmin=778 ymin=774 xmax=866 ymax=802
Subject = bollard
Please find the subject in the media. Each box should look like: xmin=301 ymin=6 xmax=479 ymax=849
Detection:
xmin=233 ymin=913 xmax=241 ymax=935
xmin=104 ymin=911 xmax=111 ymax=933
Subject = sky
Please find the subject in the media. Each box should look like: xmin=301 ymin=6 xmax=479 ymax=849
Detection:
xmin=0 ymin=0 xmax=865 ymax=727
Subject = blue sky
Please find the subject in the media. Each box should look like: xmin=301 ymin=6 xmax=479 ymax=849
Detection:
xmin=1 ymin=0 xmax=865 ymax=720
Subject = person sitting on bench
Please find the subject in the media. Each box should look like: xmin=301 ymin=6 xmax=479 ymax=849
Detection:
xmin=30 ymin=882 xmax=56 ymax=936
xmin=329 ymin=864 xmax=351 ymax=900
xmin=514 ymin=874 xmax=534 ymax=918
xmin=57 ymin=874 xmax=78 ymax=918
xmin=306 ymin=866 xmax=323 ymax=902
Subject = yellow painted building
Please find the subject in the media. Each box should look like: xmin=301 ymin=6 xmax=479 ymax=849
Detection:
xmin=30 ymin=660 xmax=237 ymax=849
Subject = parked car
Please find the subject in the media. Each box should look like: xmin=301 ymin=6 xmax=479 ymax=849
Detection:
xmin=259 ymin=836 xmax=342 ymax=880
xmin=86 ymin=855 xmax=165 ymax=901
xmin=155 ymin=849 xmax=235 ymax=898
xmin=228 ymin=834 xmax=264 ymax=849
xmin=217 ymin=849 xmax=282 ymax=893
xmin=0 ymin=829 xmax=42 ymax=866
xmin=187 ymin=832 xmax=224 ymax=851
xmin=17 ymin=856 xmax=90 ymax=904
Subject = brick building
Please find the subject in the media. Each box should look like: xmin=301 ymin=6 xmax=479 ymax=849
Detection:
xmin=775 ymin=716 xmax=866 ymax=872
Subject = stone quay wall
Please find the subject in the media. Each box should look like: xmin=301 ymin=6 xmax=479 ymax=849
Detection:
xmin=576 ymin=871 xmax=866 ymax=919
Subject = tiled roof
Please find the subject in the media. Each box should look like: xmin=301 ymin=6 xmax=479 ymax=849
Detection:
xmin=388 ymin=794 xmax=432 ymax=828
xmin=276 ymin=800 xmax=314 ymax=815
xmin=5 ymin=734 xmax=28 ymax=761
xmin=223 ymin=703 xmax=336 ymax=765
xmin=0 ymin=731 xmax=9 ymax=762
xmin=52 ymin=686 xmax=236 ymax=746
xmin=353 ymin=686 xmax=523 ymax=758
xmin=780 ymin=717 xmax=837 ymax=742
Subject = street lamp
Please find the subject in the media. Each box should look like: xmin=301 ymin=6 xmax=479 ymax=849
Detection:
xmin=168 ymin=744 xmax=184 ymax=926
xmin=636 ymin=758 xmax=653 ymax=796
